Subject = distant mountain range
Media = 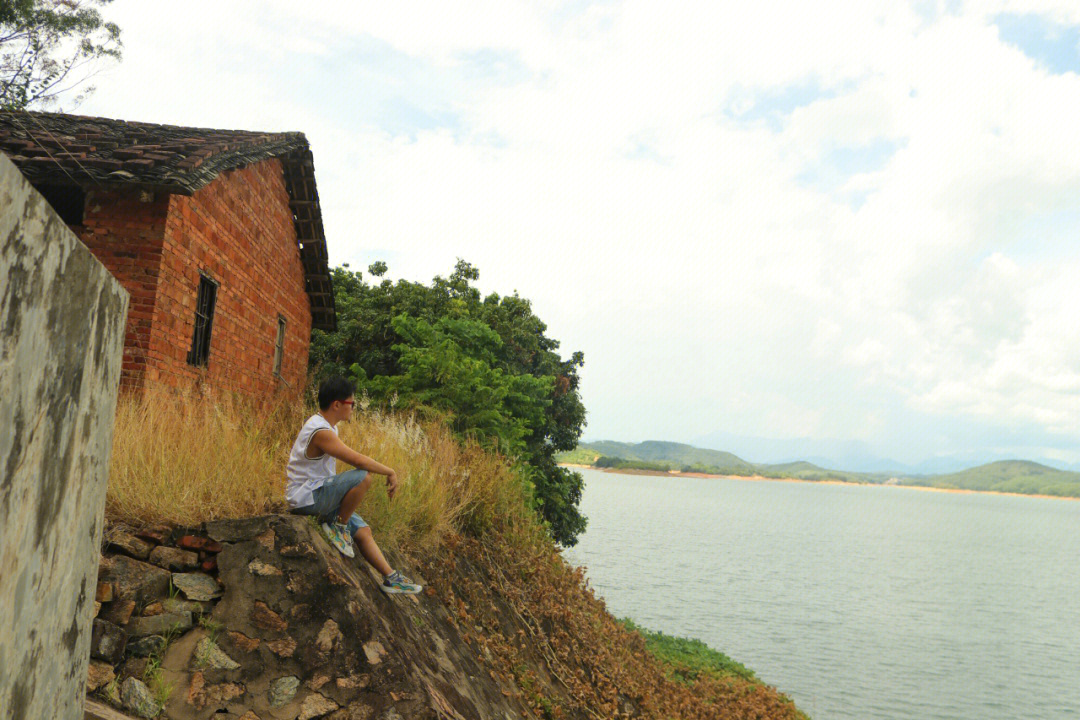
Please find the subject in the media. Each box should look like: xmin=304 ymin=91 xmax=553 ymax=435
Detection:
xmin=557 ymin=440 xmax=1080 ymax=498
xmin=686 ymin=431 xmax=1080 ymax=474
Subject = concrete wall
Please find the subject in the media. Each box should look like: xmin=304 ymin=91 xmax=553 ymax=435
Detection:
xmin=0 ymin=153 xmax=129 ymax=720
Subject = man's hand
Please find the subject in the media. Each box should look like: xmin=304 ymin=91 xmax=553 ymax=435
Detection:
xmin=386 ymin=471 xmax=399 ymax=499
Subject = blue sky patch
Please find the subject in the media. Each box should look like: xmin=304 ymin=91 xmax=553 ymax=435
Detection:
xmin=796 ymin=138 xmax=906 ymax=205
xmin=994 ymin=13 xmax=1080 ymax=75
xmin=724 ymin=78 xmax=837 ymax=131
xmin=291 ymin=37 xmax=534 ymax=140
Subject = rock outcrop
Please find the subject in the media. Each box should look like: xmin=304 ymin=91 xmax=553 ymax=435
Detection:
xmin=88 ymin=514 xmax=805 ymax=720
xmin=88 ymin=515 xmax=545 ymax=719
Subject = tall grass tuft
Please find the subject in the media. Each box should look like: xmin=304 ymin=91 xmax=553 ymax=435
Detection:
xmin=107 ymin=389 xmax=539 ymax=552
xmin=107 ymin=388 xmax=300 ymax=526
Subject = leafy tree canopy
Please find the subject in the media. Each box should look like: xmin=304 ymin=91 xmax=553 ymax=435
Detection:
xmin=1 ymin=0 xmax=121 ymax=110
xmin=311 ymin=260 xmax=588 ymax=545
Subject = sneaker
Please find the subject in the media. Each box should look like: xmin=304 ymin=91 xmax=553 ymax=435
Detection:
xmin=382 ymin=570 xmax=422 ymax=594
xmin=321 ymin=521 xmax=355 ymax=558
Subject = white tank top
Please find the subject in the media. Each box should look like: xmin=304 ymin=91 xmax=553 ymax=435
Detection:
xmin=285 ymin=413 xmax=338 ymax=508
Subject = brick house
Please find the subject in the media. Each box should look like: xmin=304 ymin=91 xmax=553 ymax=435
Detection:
xmin=0 ymin=111 xmax=336 ymax=401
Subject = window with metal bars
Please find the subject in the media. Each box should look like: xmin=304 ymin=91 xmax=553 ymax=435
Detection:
xmin=187 ymin=274 xmax=218 ymax=367
xmin=273 ymin=315 xmax=286 ymax=376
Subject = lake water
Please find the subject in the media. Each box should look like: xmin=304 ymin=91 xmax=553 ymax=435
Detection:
xmin=561 ymin=468 xmax=1080 ymax=720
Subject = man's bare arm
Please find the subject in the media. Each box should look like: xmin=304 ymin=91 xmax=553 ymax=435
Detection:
xmin=310 ymin=429 xmax=399 ymax=497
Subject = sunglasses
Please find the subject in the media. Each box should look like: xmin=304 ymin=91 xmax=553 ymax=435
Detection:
xmin=340 ymin=400 xmax=355 ymax=407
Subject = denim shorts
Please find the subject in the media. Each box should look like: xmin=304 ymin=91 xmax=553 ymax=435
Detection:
xmin=291 ymin=469 xmax=369 ymax=536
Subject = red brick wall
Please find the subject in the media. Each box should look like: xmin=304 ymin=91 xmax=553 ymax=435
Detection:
xmin=151 ymin=159 xmax=311 ymax=398
xmin=78 ymin=189 xmax=170 ymax=392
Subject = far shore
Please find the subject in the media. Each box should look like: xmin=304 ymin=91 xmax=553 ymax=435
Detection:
xmin=558 ymin=463 xmax=1080 ymax=503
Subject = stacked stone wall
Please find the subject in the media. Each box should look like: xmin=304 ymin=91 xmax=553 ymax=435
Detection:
xmin=0 ymin=153 xmax=128 ymax=720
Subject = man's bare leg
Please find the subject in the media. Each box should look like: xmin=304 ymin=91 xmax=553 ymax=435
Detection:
xmin=353 ymin=526 xmax=393 ymax=576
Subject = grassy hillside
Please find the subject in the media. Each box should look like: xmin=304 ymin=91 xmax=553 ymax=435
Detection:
xmin=108 ymin=390 xmax=807 ymax=719
xmin=561 ymin=441 xmax=1080 ymax=498
xmin=580 ymin=440 xmax=757 ymax=474
xmin=561 ymin=440 xmax=879 ymax=482
xmin=901 ymin=460 xmax=1080 ymax=497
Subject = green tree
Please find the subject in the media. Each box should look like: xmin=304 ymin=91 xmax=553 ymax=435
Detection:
xmin=1 ymin=0 xmax=122 ymax=110
xmin=311 ymin=260 xmax=588 ymax=545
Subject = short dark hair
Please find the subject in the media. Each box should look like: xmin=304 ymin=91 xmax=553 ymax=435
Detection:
xmin=317 ymin=376 xmax=355 ymax=410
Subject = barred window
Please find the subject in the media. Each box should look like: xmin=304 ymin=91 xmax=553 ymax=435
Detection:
xmin=187 ymin=274 xmax=218 ymax=367
xmin=273 ymin=315 xmax=286 ymax=376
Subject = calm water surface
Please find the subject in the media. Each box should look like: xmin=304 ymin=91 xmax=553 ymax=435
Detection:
xmin=562 ymin=468 xmax=1080 ymax=720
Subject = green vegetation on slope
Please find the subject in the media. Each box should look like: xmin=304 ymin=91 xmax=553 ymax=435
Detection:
xmin=581 ymin=440 xmax=756 ymax=474
xmin=310 ymin=260 xmax=588 ymax=546
xmin=620 ymin=619 xmax=756 ymax=683
xmin=902 ymin=460 xmax=1080 ymax=497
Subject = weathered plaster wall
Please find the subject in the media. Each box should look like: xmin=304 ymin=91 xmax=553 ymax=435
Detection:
xmin=0 ymin=153 xmax=129 ymax=720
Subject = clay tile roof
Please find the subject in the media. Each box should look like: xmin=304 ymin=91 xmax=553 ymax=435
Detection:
xmin=0 ymin=110 xmax=336 ymax=331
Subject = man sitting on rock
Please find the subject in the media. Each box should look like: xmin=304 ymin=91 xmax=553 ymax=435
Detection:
xmin=286 ymin=376 xmax=421 ymax=594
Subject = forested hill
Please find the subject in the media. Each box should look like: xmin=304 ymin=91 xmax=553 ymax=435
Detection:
xmin=902 ymin=460 xmax=1080 ymax=497
xmin=580 ymin=440 xmax=756 ymax=473
xmin=559 ymin=441 xmax=1080 ymax=498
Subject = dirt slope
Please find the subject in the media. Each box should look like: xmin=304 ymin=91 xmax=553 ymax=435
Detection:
xmin=89 ymin=514 xmax=804 ymax=720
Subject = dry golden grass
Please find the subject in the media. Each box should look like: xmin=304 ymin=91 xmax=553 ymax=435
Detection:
xmin=107 ymin=388 xmax=537 ymax=552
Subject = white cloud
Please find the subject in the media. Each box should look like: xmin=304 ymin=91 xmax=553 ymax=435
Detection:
xmin=75 ymin=0 xmax=1080 ymax=463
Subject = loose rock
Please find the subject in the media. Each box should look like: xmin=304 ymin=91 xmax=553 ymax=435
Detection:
xmin=142 ymin=602 xmax=164 ymax=616
xmin=326 ymin=704 xmax=375 ymax=720
xmin=266 ymin=636 xmax=296 ymax=657
xmin=91 ymin=618 xmax=127 ymax=663
xmin=255 ymin=528 xmax=276 ymax=550
xmin=194 ymin=637 xmax=240 ymax=670
xmin=247 ymin=559 xmax=283 ymax=576
xmin=108 ymin=531 xmax=154 ymax=560
xmin=96 ymin=581 xmax=114 ymax=603
xmin=86 ymin=659 xmax=116 ymax=692
xmin=100 ymin=555 xmax=172 ymax=605
xmin=335 ymin=674 xmax=371 ymax=691
xmin=149 ymin=545 xmax=199 ymax=571
xmin=206 ymin=516 xmax=272 ymax=542
xmin=100 ymin=599 xmax=136 ymax=626
xmin=119 ymin=657 xmax=149 ymax=683
xmin=134 ymin=525 xmax=171 ymax=545
xmin=161 ymin=597 xmax=209 ymax=615
xmin=251 ymin=601 xmax=288 ymax=632
xmin=178 ymin=535 xmax=223 ymax=553
xmin=268 ymin=676 xmax=300 ymax=707
xmin=298 ymin=693 xmax=339 ymax=720
xmin=227 ymin=631 xmax=261 ymax=652
xmin=126 ymin=610 xmax=192 ymax=638
xmin=280 ymin=543 xmax=317 ymax=558
xmin=120 ymin=677 xmax=161 ymax=719
xmin=315 ymin=619 xmax=342 ymax=654
xmin=362 ymin=641 xmax=385 ymax=665
xmin=172 ymin=572 xmax=222 ymax=601
xmin=126 ymin=634 xmax=166 ymax=658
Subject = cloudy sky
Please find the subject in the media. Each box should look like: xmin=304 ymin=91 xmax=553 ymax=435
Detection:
xmin=76 ymin=0 xmax=1080 ymax=469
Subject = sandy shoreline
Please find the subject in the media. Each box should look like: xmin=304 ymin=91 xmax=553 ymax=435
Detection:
xmin=558 ymin=463 xmax=1079 ymax=502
